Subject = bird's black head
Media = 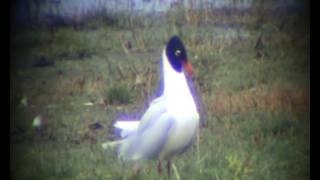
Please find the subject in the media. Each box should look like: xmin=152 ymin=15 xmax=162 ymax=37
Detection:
xmin=165 ymin=36 xmax=193 ymax=75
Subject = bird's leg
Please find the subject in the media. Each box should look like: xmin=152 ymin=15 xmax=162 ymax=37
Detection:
xmin=157 ymin=160 xmax=162 ymax=175
xmin=167 ymin=160 xmax=172 ymax=178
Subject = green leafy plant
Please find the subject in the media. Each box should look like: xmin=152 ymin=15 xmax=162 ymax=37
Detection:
xmin=105 ymin=86 xmax=131 ymax=105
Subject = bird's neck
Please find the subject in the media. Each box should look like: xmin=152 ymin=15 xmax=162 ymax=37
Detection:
xmin=161 ymin=50 xmax=194 ymax=103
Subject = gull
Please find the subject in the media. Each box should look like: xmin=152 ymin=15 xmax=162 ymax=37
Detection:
xmin=103 ymin=36 xmax=200 ymax=178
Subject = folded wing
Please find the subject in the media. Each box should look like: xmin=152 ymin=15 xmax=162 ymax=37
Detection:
xmin=118 ymin=112 xmax=175 ymax=160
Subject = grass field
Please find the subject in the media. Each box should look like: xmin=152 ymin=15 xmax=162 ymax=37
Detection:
xmin=10 ymin=6 xmax=309 ymax=180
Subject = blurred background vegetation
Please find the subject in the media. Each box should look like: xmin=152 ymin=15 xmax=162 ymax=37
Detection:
xmin=11 ymin=0 xmax=309 ymax=179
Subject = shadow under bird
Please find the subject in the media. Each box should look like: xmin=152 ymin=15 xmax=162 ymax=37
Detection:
xmin=103 ymin=36 xmax=200 ymax=178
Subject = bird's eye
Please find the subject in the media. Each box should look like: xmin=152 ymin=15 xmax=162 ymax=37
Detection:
xmin=175 ymin=50 xmax=181 ymax=56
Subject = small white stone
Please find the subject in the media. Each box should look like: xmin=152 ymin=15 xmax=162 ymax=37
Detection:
xmin=20 ymin=96 xmax=28 ymax=107
xmin=32 ymin=115 xmax=42 ymax=128
xmin=82 ymin=102 xmax=94 ymax=106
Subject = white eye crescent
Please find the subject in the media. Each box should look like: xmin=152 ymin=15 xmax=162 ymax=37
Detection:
xmin=175 ymin=50 xmax=181 ymax=56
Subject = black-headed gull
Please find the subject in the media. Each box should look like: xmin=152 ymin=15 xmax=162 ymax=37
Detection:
xmin=103 ymin=36 xmax=200 ymax=177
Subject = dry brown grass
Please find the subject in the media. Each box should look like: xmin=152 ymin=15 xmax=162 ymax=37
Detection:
xmin=208 ymin=83 xmax=309 ymax=116
xmin=50 ymin=75 xmax=106 ymax=98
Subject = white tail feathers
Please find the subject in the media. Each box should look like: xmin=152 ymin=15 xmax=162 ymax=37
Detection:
xmin=102 ymin=120 xmax=140 ymax=150
xmin=114 ymin=120 xmax=140 ymax=130
xmin=114 ymin=120 xmax=140 ymax=138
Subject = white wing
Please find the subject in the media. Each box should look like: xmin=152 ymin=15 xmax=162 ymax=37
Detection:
xmin=112 ymin=96 xmax=166 ymax=138
xmin=118 ymin=111 xmax=175 ymax=160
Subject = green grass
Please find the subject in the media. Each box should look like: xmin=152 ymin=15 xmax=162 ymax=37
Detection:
xmin=11 ymin=7 xmax=309 ymax=180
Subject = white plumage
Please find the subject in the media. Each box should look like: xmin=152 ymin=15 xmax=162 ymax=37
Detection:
xmin=103 ymin=36 xmax=199 ymax=177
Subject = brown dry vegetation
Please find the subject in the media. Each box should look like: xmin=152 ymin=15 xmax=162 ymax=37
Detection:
xmin=209 ymin=83 xmax=309 ymax=116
